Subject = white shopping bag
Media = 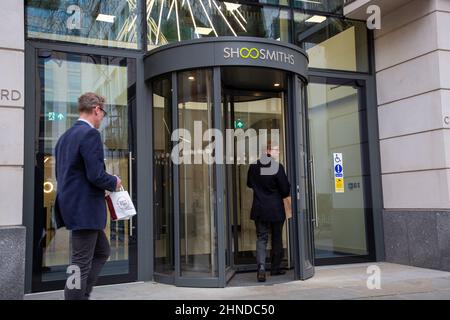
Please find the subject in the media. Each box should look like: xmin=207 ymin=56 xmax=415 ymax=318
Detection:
xmin=105 ymin=187 xmax=136 ymax=221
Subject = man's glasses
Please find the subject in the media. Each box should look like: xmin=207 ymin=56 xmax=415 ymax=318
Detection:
xmin=97 ymin=105 xmax=108 ymax=116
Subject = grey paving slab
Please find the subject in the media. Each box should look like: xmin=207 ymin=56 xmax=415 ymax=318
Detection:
xmin=24 ymin=263 xmax=450 ymax=300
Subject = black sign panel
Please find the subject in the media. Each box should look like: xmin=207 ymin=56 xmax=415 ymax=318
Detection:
xmin=145 ymin=37 xmax=308 ymax=80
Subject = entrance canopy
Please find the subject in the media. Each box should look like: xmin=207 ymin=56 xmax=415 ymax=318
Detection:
xmin=144 ymin=37 xmax=308 ymax=81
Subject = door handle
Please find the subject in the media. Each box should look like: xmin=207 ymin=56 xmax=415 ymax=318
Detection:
xmin=129 ymin=151 xmax=134 ymax=237
xmin=310 ymin=156 xmax=319 ymax=228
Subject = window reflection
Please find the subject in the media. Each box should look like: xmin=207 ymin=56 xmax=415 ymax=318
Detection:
xmin=26 ymin=0 xmax=140 ymax=49
xmin=293 ymin=0 xmax=343 ymax=13
xmin=147 ymin=1 xmax=290 ymax=48
xmin=294 ymin=14 xmax=369 ymax=72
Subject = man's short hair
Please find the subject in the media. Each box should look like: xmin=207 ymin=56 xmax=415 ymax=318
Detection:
xmin=78 ymin=92 xmax=105 ymax=114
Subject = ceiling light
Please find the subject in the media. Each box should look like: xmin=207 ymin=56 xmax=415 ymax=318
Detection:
xmin=223 ymin=2 xmax=241 ymax=11
xmin=188 ymin=76 xmax=195 ymax=81
xmin=195 ymin=27 xmax=213 ymax=35
xmin=305 ymin=15 xmax=327 ymax=23
xmin=96 ymin=14 xmax=116 ymax=23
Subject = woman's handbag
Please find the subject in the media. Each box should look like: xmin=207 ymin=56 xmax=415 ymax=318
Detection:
xmin=283 ymin=196 xmax=292 ymax=219
xmin=105 ymin=187 xmax=137 ymax=221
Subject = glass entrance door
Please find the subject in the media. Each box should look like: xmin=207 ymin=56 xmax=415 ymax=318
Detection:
xmin=32 ymin=49 xmax=137 ymax=292
xmin=307 ymin=77 xmax=375 ymax=264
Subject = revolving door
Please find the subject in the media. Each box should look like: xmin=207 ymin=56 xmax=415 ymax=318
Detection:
xmin=147 ymin=37 xmax=313 ymax=287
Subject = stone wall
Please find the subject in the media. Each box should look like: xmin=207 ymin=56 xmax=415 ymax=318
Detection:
xmin=350 ymin=0 xmax=450 ymax=270
xmin=0 ymin=0 xmax=26 ymax=300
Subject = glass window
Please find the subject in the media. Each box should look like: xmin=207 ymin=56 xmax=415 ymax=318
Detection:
xmin=244 ymin=0 xmax=289 ymax=5
xmin=294 ymin=13 xmax=369 ymax=72
xmin=147 ymin=1 xmax=290 ymax=48
xmin=34 ymin=50 xmax=136 ymax=286
xmin=152 ymin=75 xmax=174 ymax=275
xmin=308 ymin=79 xmax=370 ymax=259
xmin=26 ymin=0 xmax=141 ymax=49
xmin=177 ymin=69 xmax=218 ymax=278
xmin=293 ymin=0 xmax=343 ymax=13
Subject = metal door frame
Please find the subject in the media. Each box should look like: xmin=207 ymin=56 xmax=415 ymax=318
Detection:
xmin=289 ymin=74 xmax=315 ymax=280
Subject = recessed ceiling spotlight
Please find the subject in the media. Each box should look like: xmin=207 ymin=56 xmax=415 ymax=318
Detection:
xmin=96 ymin=14 xmax=116 ymax=23
xmin=305 ymin=15 xmax=327 ymax=23
xmin=195 ymin=27 xmax=213 ymax=35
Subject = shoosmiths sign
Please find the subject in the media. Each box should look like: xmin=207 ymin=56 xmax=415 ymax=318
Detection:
xmin=144 ymin=39 xmax=308 ymax=80
xmin=224 ymin=47 xmax=295 ymax=65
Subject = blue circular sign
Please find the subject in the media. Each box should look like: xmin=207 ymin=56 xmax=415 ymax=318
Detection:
xmin=335 ymin=164 xmax=343 ymax=174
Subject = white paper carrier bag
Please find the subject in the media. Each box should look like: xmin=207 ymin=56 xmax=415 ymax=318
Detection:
xmin=105 ymin=187 xmax=137 ymax=221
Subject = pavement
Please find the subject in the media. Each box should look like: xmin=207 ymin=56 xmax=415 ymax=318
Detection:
xmin=24 ymin=262 xmax=450 ymax=300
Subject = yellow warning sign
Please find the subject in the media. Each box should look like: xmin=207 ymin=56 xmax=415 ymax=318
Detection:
xmin=335 ymin=178 xmax=345 ymax=193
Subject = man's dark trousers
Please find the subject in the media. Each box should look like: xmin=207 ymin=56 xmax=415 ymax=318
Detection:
xmin=64 ymin=230 xmax=110 ymax=300
xmin=255 ymin=220 xmax=284 ymax=271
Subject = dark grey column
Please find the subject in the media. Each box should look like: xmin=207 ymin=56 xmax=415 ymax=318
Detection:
xmin=367 ymin=29 xmax=385 ymax=262
xmin=0 ymin=226 xmax=26 ymax=299
xmin=383 ymin=210 xmax=450 ymax=271
xmin=137 ymin=56 xmax=153 ymax=281
xmin=213 ymin=67 xmax=226 ymax=287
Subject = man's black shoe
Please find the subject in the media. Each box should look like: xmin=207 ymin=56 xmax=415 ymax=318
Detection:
xmin=257 ymin=268 xmax=266 ymax=282
xmin=270 ymin=269 xmax=286 ymax=276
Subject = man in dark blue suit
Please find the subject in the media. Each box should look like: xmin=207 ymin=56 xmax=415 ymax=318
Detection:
xmin=247 ymin=142 xmax=290 ymax=282
xmin=55 ymin=92 xmax=121 ymax=300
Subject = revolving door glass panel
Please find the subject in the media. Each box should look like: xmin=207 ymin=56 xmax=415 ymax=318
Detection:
xmin=177 ymin=69 xmax=218 ymax=278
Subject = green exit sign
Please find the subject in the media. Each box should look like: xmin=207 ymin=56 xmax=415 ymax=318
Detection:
xmin=47 ymin=112 xmax=65 ymax=121
xmin=234 ymin=119 xmax=245 ymax=129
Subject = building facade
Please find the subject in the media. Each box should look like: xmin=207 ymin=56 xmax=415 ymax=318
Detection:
xmin=345 ymin=0 xmax=450 ymax=270
xmin=0 ymin=0 xmax=448 ymax=299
